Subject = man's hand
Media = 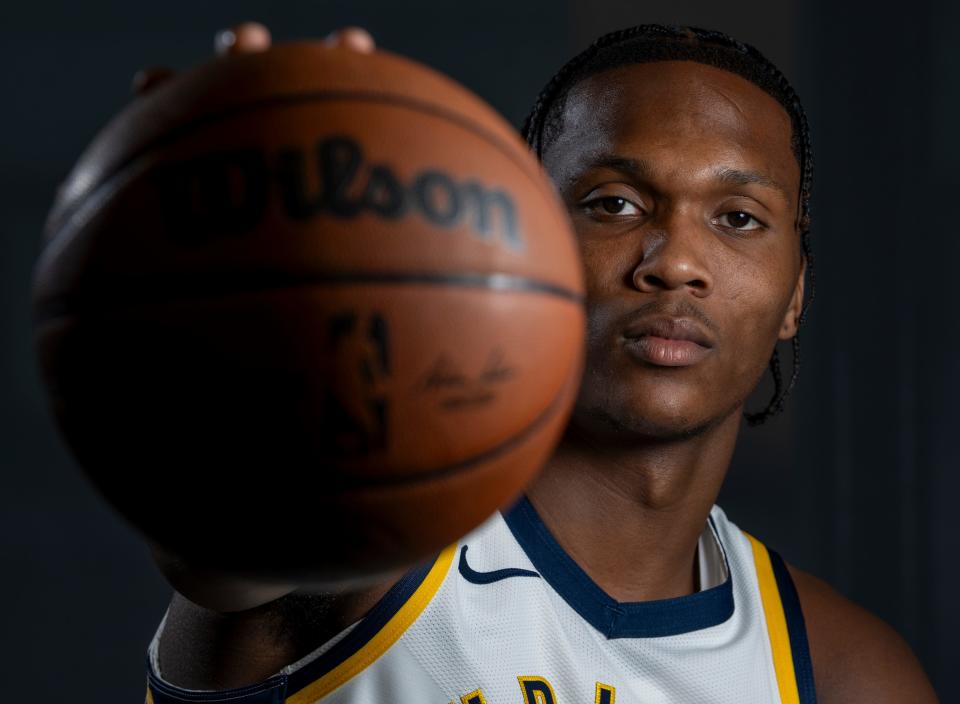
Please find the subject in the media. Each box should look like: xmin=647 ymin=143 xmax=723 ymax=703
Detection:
xmin=132 ymin=23 xmax=376 ymax=98
xmin=150 ymin=541 xmax=297 ymax=612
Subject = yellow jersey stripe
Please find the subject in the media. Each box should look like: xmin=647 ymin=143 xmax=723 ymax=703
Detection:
xmin=286 ymin=544 xmax=457 ymax=703
xmin=745 ymin=532 xmax=800 ymax=704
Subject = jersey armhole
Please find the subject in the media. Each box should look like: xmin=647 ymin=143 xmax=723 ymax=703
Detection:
xmin=285 ymin=544 xmax=456 ymax=701
xmin=145 ymin=545 xmax=457 ymax=704
xmin=744 ymin=533 xmax=818 ymax=704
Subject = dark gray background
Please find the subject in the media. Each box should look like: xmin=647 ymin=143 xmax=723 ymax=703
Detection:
xmin=2 ymin=1 xmax=956 ymax=701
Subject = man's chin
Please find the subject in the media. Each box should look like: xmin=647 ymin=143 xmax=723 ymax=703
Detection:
xmin=568 ymin=400 xmax=737 ymax=445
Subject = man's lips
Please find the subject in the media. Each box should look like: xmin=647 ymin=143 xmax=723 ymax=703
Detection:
xmin=622 ymin=317 xmax=715 ymax=367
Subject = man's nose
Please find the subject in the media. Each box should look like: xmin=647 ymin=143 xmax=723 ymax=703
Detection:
xmin=631 ymin=215 xmax=714 ymax=297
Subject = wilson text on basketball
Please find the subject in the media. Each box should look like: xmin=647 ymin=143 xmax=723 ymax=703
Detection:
xmin=153 ymin=135 xmax=524 ymax=249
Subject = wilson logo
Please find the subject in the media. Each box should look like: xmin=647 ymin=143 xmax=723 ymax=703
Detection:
xmin=154 ymin=135 xmax=523 ymax=249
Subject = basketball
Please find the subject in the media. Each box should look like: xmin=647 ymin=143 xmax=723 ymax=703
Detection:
xmin=32 ymin=37 xmax=584 ymax=583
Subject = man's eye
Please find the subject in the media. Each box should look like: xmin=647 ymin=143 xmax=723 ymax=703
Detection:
xmin=714 ymin=211 xmax=764 ymax=231
xmin=584 ymin=196 xmax=641 ymax=217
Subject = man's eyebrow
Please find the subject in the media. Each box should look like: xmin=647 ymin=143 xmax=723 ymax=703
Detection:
xmin=572 ymin=155 xmax=794 ymax=205
xmin=577 ymin=153 xmax=654 ymax=181
xmin=715 ymin=167 xmax=793 ymax=203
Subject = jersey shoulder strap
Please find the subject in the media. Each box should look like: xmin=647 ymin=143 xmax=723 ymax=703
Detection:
xmin=743 ymin=531 xmax=817 ymax=704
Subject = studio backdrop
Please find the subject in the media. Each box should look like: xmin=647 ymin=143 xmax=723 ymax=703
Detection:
xmin=1 ymin=1 xmax=956 ymax=701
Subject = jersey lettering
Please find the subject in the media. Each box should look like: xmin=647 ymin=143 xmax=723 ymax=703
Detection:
xmin=518 ymin=676 xmax=558 ymax=704
xmin=460 ymin=689 xmax=489 ymax=704
xmin=595 ymin=683 xmax=616 ymax=704
xmin=460 ymin=679 xmax=617 ymax=704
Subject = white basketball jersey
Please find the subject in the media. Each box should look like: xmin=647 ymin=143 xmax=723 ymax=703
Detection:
xmin=146 ymin=499 xmax=816 ymax=704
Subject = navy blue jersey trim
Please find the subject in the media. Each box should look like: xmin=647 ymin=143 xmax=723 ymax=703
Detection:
xmin=284 ymin=557 xmax=434 ymax=695
xmin=502 ymin=496 xmax=735 ymax=639
xmin=768 ymin=549 xmax=818 ymax=704
xmin=147 ymin=660 xmax=287 ymax=703
xmin=458 ymin=544 xmax=540 ymax=584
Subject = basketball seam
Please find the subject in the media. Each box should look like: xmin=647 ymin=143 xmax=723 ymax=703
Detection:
xmin=34 ymin=271 xmax=584 ymax=324
xmin=50 ymin=343 xmax=577 ymax=492
xmin=322 ymin=367 xmax=577 ymax=491
xmin=47 ymin=90 xmax=560 ymax=242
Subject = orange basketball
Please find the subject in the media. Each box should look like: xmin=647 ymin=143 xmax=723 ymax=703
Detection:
xmin=33 ymin=38 xmax=584 ymax=584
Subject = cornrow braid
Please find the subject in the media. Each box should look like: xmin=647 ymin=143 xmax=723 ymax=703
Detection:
xmin=521 ymin=24 xmax=815 ymax=426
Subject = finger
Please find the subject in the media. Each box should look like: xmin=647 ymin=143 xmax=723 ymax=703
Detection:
xmin=215 ymin=21 xmax=272 ymax=57
xmin=131 ymin=67 xmax=175 ymax=96
xmin=323 ymin=27 xmax=376 ymax=53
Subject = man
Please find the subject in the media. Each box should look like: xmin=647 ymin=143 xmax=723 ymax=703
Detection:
xmin=145 ymin=24 xmax=937 ymax=704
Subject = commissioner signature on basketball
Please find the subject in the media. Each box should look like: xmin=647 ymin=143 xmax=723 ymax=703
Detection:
xmin=420 ymin=348 xmax=515 ymax=410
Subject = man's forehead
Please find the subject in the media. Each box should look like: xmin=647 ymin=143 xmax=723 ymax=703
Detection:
xmin=546 ymin=61 xmax=797 ymax=190
xmin=569 ymin=61 xmax=790 ymax=126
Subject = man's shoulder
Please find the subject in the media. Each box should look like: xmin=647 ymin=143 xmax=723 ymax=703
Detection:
xmin=786 ymin=564 xmax=938 ymax=704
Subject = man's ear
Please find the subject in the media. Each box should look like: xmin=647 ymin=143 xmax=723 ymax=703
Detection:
xmin=779 ymin=258 xmax=806 ymax=340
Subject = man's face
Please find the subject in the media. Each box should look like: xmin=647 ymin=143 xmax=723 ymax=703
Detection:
xmin=543 ymin=61 xmax=805 ymax=440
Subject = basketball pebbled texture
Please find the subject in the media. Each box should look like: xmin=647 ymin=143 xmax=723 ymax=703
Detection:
xmin=33 ymin=42 xmax=585 ymax=584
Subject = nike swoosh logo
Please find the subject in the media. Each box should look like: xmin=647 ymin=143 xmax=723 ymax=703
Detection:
xmin=458 ymin=544 xmax=540 ymax=584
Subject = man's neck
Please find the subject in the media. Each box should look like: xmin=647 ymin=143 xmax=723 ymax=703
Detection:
xmin=526 ymin=410 xmax=741 ymax=603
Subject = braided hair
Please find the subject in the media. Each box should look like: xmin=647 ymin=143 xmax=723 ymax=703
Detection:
xmin=522 ymin=24 xmax=815 ymax=426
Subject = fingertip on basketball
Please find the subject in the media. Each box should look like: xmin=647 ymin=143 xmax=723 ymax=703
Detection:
xmin=215 ymin=22 xmax=272 ymax=56
xmin=324 ymin=27 xmax=376 ymax=53
xmin=131 ymin=67 xmax=175 ymax=96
